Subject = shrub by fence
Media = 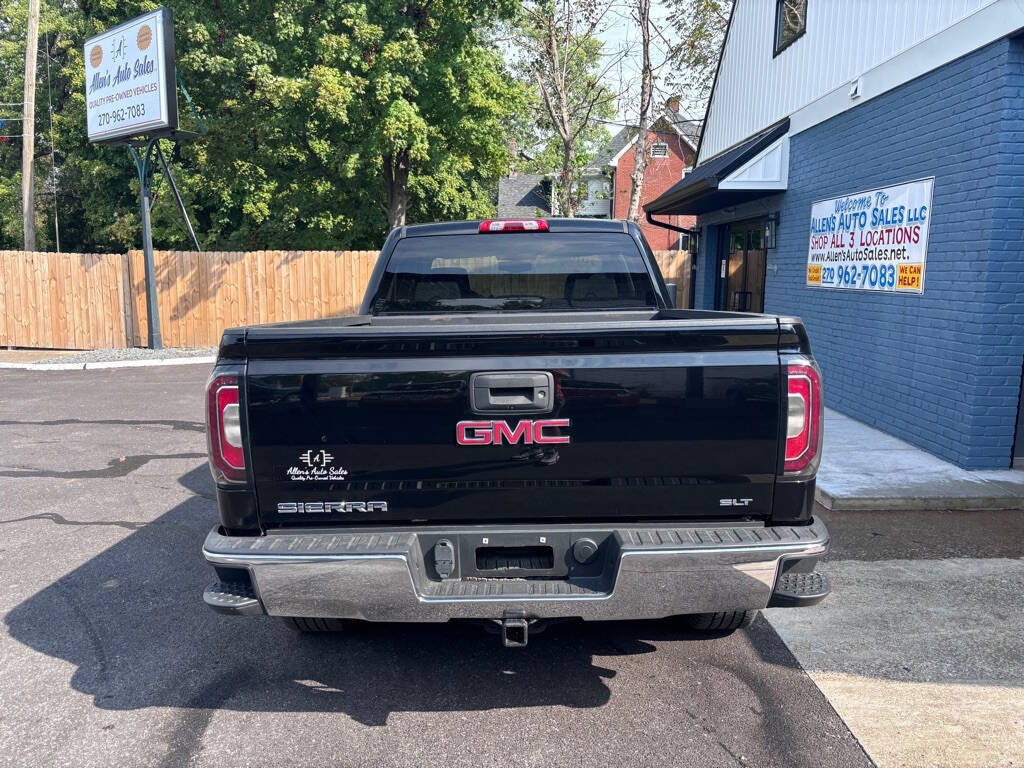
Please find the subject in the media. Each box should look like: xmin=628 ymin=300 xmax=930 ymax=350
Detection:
xmin=0 ymin=248 xmax=691 ymax=350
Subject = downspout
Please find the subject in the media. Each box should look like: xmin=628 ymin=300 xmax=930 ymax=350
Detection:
xmin=645 ymin=211 xmax=700 ymax=309
xmin=645 ymin=210 xmax=697 ymax=236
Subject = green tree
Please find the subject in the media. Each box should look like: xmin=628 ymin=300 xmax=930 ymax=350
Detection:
xmin=665 ymin=0 xmax=732 ymax=121
xmin=512 ymin=0 xmax=617 ymax=217
xmin=0 ymin=0 xmax=525 ymax=251
xmin=1 ymin=1 xmax=164 ymax=251
xmin=181 ymin=0 xmax=525 ymax=243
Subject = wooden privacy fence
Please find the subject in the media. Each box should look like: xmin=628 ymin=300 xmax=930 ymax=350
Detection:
xmin=0 ymin=250 xmax=133 ymax=350
xmin=0 ymin=248 xmax=691 ymax=350
xmin=654 ymin=250 xmax=690 ymax=307
xmin=126 ymin=250 xmax=379 ymax=348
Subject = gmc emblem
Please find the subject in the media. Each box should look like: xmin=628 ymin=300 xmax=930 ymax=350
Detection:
xmin=456 ymin=419 xmax=570 ymax=446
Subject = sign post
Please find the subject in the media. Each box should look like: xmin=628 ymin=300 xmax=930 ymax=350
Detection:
xmin=84 ymin=8 xmax=199 ymax=349
xmin=131 ymin=139 xmax=162 ymax=348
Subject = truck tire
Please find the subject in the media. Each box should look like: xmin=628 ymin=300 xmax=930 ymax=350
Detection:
xmin=683 ymin=610 xmax=758 ymax=632
xmin=282 ymin=616 xmax=347 ymax=633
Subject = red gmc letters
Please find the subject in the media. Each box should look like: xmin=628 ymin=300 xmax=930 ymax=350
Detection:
xmin=456 ymin=419 xmax=571 ymax=446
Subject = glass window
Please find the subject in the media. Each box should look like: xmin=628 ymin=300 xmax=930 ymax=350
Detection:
xmin=371 ymin=233 xmax=659 ymax=314
xmin=748 ymin=226 xmax=764 ymax=251
xmin=774 ymin=0 xmax=807 ymax=56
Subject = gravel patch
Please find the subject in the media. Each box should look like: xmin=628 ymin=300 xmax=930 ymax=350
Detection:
xmin=36 ymin=346 xmax=217 ymax=364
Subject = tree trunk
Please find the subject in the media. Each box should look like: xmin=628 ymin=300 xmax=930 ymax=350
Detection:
xmin=559 ymin=139 xmax=576 ymax=218
xmin=383 ymin=150 xmax=410 ymax=230
xmin=627 ymin=0 xmax=653 ymax=224
xmin=21 ymin=0 xmax=39 ymax=250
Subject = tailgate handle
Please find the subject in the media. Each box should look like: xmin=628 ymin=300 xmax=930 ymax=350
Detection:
xmin=470 ymin=371 xmax=553 ymax=415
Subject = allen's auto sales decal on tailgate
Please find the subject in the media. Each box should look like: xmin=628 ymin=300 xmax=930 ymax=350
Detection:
xmin=287 ymin=449 xmax=350 ymax=481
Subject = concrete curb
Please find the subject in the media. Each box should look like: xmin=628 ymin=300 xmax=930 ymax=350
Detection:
xmin=0 ymin=356 xmax=216 ymax=372
xmin=815 ymin=409 xmax=1024 ymax=513
xmin=815 ymin=487 xmax=1024 ymax=512
xmin=0 ymin=362 xmax=85 ymax=371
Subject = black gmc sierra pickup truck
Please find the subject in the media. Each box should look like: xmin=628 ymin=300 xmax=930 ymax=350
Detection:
xmin=202 ymin=218 xmax=829 ymax=646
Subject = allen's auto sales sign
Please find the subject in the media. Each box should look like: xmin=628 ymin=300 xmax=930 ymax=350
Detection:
xmin=806 ymin=178 xmax=933 ymax=294
xmin=84 ymin=8 xmax=177 ymax=142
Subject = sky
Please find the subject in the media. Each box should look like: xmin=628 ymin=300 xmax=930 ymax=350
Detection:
xmin=594 ymin=1 xmax=681 ymax=125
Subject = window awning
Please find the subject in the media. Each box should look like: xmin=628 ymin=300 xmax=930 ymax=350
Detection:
xmin=644 ymin=120 xmax=790 ymax=217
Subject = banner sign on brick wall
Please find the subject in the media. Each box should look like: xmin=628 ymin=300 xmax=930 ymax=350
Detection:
xmin=806 ymin=178 xmax=933 ymax=294
xmin=84 ymin=8 xmax=177 ymax=142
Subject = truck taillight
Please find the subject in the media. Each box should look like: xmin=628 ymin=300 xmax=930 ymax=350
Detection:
xmin=784 ymin=363 xmax=822 ymax=474
xmin=479 ymin=219 xmax=549 ymax=233
xmin=207 ymin=373 xmax=246 ymax=483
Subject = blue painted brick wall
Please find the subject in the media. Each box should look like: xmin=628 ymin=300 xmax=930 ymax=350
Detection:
xmin=762 ymin=36 xmax=1024 ymax=469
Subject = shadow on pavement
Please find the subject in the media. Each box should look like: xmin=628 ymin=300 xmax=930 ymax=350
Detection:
xmin=2 ymin=464 xmax=746 ymax=727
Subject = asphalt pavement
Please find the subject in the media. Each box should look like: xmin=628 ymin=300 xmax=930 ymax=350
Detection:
xmin=0 ymin=365 xmax=1019 ymax=767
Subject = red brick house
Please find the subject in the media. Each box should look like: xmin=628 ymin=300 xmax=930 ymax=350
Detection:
xmin=599 ymin=101 xmax=699 ymax=250
xmin=496 ymin=99 xmax=699 ymax=250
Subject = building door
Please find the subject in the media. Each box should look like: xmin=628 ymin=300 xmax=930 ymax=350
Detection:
xmin=719 ymin=219 xmax=767 ymax=313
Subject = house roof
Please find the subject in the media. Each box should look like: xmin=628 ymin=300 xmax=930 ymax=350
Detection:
xmin=644 ymin=119 xmax=790 ymax=216
xmin=663 ymin=107 xmax=701 ymax=149
xmin=587 ymin=127 xmax=635 ymax=173
xmin=497 ymin=173 xmax=551 ymax=217
xmin=588 ymin=109 xmax=702 ymax=174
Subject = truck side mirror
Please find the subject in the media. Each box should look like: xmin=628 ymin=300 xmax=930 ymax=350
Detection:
xmin=665 ymin=282 xmax=678 ymax=308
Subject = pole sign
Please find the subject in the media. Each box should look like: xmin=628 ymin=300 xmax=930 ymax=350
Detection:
xmin=84 ymin=8 xmax=177 ymax=142
xmin=806 ymin=178 xmax=933 ymax=294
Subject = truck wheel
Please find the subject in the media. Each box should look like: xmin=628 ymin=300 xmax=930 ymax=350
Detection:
xmin=683 ymin=610 xmax=758 ymax=632
xmin=282 ymin=616 xmax=347 ymax=632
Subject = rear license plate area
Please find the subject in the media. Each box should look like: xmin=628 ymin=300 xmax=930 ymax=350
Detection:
xmin=460 ymin=532 xmax=570 ymax=579
xmin=476 ymin=546 xmax=554 ymax=572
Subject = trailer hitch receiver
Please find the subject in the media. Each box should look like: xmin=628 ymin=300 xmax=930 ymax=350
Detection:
xmin=501 ymin=617 xmax=529 ymax=648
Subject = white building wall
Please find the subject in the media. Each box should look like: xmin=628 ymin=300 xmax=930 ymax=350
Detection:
xmin=577 ymin=177 xmax=612 ymax=217
xmin=699 ymin=0 xmax=999 ymax=162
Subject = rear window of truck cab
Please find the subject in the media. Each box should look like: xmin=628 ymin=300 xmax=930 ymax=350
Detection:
xmin=370 ymin=233 xmax=659 ymax=313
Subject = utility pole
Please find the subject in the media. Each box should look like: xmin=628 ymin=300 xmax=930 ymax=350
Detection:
xmin=45 ymin=32 xmax=60 ymax=252
xmin=21 ymin=0 xmax=39 ymax=251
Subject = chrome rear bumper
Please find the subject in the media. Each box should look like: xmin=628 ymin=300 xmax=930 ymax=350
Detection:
xmin=202 ymin=519 xmax=829 ymax=621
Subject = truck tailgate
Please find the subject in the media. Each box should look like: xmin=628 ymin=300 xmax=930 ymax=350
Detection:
xmin=243 ymin=315 xmax=783 ymax=527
